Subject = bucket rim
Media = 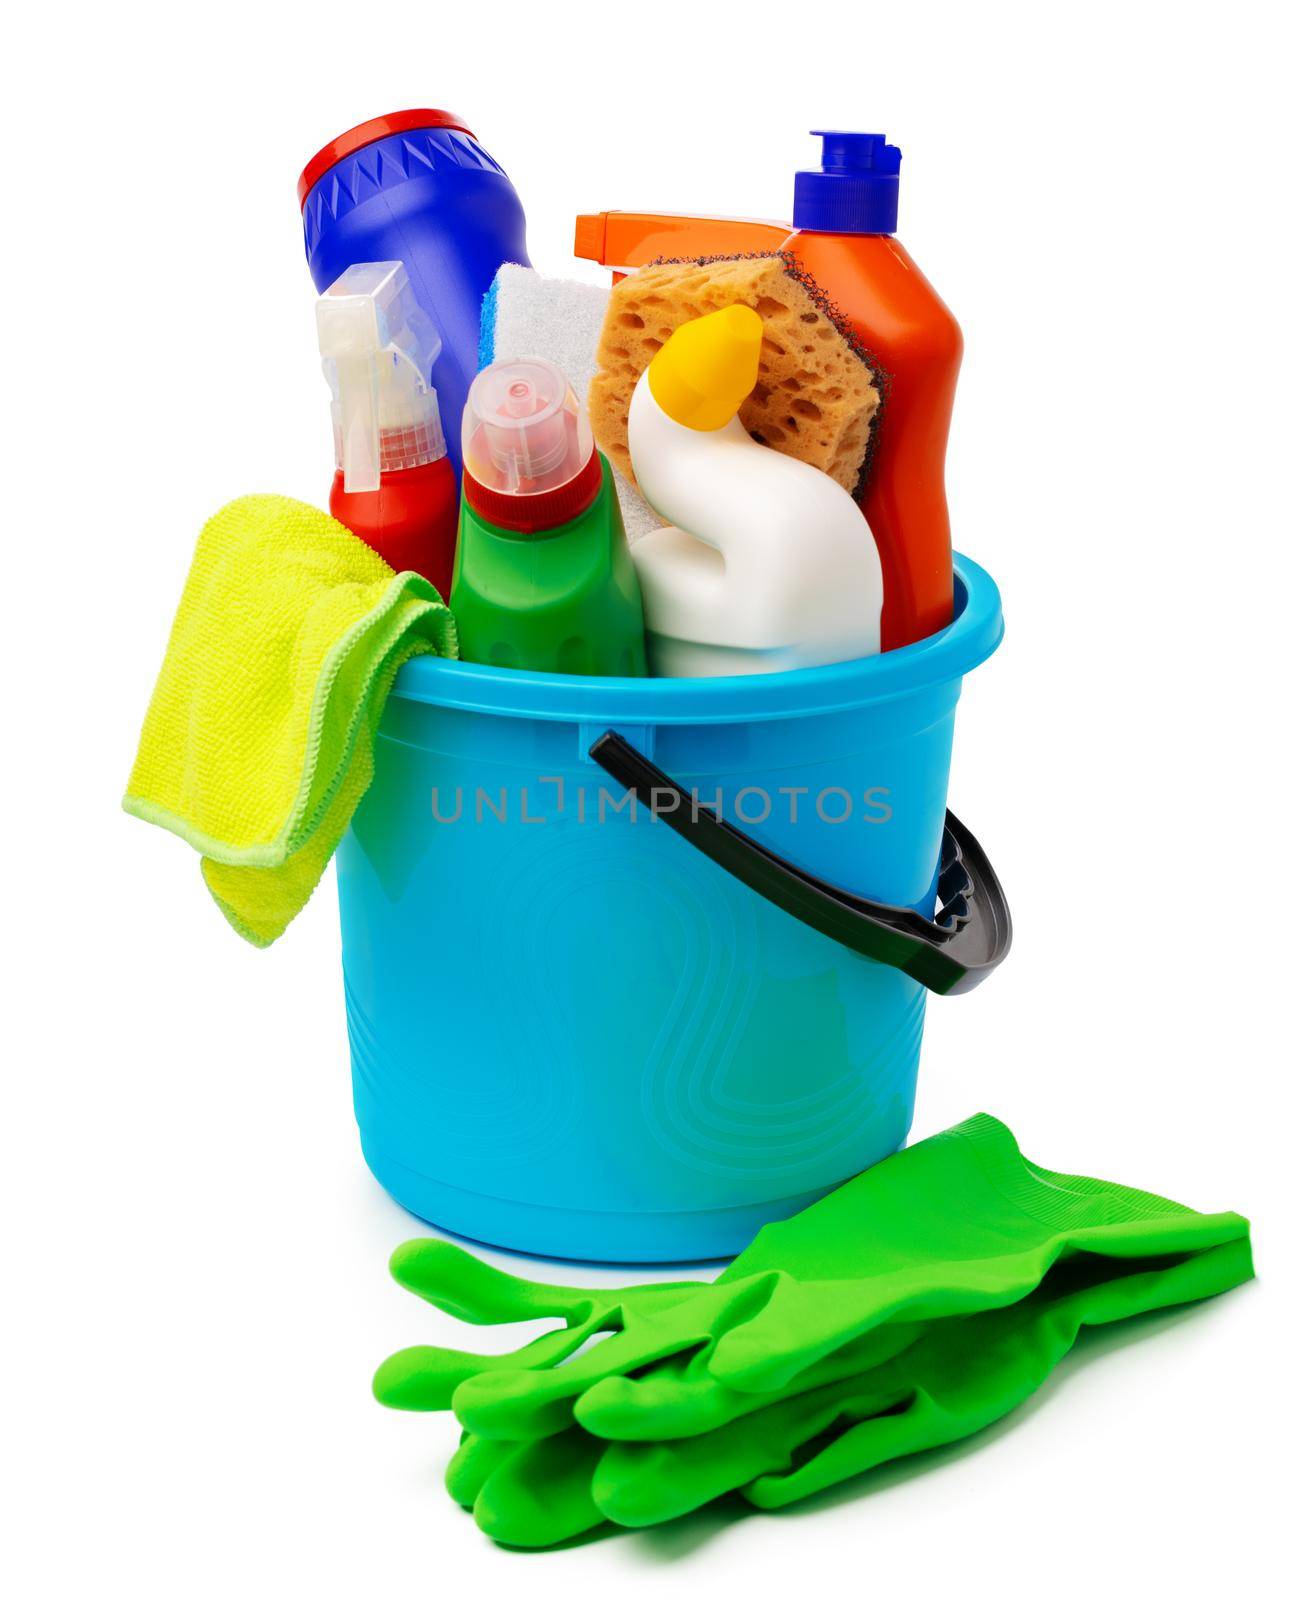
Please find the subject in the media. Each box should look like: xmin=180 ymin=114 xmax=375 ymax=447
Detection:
xmin=394 ymin=552 xmax=1003 ymax=725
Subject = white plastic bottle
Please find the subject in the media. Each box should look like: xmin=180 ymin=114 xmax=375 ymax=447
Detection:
xmin=627 ymin=304 xmax=883 ymax=677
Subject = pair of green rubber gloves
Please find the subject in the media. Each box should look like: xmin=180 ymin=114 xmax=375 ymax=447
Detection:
xmin=373 ymin=1115 xmax=1252 ymax=1547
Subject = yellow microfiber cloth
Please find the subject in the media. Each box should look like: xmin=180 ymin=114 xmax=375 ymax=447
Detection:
xmin=124 ymin=494 xmax=458 ymax=947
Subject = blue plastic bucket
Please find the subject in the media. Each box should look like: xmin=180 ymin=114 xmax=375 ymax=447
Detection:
xmin=337 ymin=555 xmax=1005 ymax=1262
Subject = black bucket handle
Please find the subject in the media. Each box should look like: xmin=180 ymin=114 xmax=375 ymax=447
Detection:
xmin=589 ymin=731 xmax=1011 ymax=996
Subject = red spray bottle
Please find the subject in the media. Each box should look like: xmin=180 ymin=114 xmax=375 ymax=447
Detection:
xmin=317 ymin=262 xmax=458 ymax=595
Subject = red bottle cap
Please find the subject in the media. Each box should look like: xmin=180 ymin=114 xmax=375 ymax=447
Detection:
xmin=461 ymin=358 xmax=603 ymax=533
xmin=297 ymin=109 xmax=476 ymax=208
xmin=463 ymin=451 xmax=602 ymax=535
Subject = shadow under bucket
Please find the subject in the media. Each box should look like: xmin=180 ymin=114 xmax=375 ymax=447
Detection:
xmin=336 ymin=554 xmax=1007 ymax=1262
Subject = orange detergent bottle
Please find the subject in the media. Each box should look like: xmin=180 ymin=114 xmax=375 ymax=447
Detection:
xmin=575 ymin=130 xmax=961 ymax=649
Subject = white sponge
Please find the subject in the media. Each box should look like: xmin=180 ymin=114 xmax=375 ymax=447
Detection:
xmin=479 ymin=264 xmax=661 ymax=541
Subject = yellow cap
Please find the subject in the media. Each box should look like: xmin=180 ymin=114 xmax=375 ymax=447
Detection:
xmin=647 ymin=304 xmax=764 ymax=431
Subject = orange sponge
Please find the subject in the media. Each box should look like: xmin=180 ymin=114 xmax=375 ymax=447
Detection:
xmin=589 ymin=253 xmax=881 ymax=496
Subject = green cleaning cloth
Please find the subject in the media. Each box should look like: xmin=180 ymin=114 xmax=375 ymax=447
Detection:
xmin=374 ymin=1115 xmax=1250 ymax=1443
xmin=373 ymin=1115 xmax=1252 ymax=1548
xmin=124 ymin=495 xmax=457 ymax=946
xmin=445 ymin=1233 xmax=1252 ymax=1546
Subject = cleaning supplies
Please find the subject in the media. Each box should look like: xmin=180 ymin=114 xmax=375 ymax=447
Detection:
xmin=576 ymin=128 xmax=963 ymax=649
xmin=123 ymin=495 xmax=457 ymax=946
xmin=373 ymin=1114 xmax=1253 ymax=1547
xmin=479 ymin=263 xmax=661 ymax=542
xmin=317 ymin=262 xmax=458 ymax=595
xmin=299 ymin=108 xmax=531 ymax=478
xmin=450 ymin=357 xmax=647 ymax=676
xmin=589 ymin=254 xmax=879 ymax=499
xmin=784 ymin=132 xmax=962 ymax=650
xmin=627 ymin=305 xmax=882 ymax=676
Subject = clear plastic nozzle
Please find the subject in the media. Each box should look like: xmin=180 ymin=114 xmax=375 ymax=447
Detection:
xmin=461 ymin=358 xmax=594 ymax=497
xmin=316 ymin=261 xmax=446 ymax=493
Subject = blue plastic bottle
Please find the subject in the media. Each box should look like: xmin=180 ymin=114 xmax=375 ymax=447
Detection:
xmin=298 ymin=109 xmax=531 ymax=477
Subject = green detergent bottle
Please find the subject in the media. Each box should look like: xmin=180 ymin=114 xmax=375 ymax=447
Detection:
xmin=451 ymin=358 xmax=647 ymax=676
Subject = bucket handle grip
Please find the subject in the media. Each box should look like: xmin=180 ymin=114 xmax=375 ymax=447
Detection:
xmin=589 ymin=731 xmax=1011 ymax=996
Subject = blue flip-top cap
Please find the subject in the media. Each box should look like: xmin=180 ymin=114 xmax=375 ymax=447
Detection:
xmin=793 ymin=131 xmax=902 ymax=236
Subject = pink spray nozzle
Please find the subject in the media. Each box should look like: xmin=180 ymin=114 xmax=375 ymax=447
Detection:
xmin=461 ymin=358 xmax=595 ymax=498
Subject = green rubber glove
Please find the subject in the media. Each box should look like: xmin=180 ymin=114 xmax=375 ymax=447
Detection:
xmin=375 ymin=1115 xmax=1249 ymax=1443
xmin=442 ymin=1233 xmax=1252 ymax=1547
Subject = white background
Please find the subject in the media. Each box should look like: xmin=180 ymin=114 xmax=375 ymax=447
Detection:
xmin=5 ymin=1 xmax=1311 ymax=1593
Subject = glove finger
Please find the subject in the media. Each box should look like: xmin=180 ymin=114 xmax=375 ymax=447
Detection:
xmin=575 ymin=1363 xmax=734 ymax=1441
xmin=473 ymin=1429 xmax=609 ymax=1549
xmin=373 ymin=1344 xmax=482 ymax=1411
xmin=388 ymin=1238 xmax=593 ymax=1325
xmin=445 ymin=1432 xmax=516 ymax=1509
xmin=374 ymin=1312 xmax=621 ymax=1411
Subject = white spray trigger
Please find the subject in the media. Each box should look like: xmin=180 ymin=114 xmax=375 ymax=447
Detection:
xmin=316 ymin=262 xmax=445 ymax=494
